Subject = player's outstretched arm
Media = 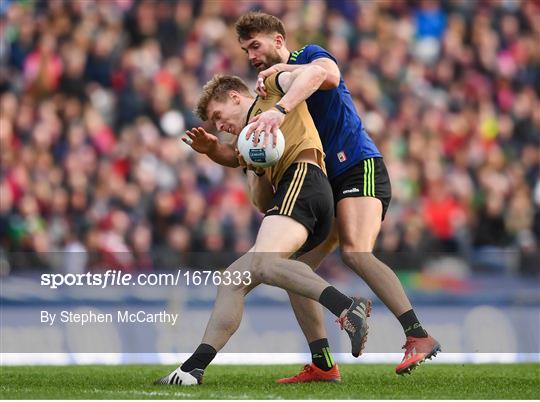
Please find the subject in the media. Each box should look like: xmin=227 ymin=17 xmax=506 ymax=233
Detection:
xmin=183 ymin=127 xmax=239 ymax=168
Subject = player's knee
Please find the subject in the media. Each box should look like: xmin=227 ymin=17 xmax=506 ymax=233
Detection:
xmin=250 ymin=254 xmax=273 ymax=284
xmin=340 ymin=238 xmax=374 ymax=254
xmin=339 ymin=246 xmax=355 ymax=269
xmin=340 ymin=243 xmax=374 ymax=272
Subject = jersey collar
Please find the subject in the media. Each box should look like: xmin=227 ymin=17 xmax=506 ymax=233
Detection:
xmin=245 ymin=96 xmax=259 ymax=126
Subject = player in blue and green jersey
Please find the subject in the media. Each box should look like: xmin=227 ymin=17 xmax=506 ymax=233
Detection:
xmin=181 ymin=12 xmax=440 ymax=381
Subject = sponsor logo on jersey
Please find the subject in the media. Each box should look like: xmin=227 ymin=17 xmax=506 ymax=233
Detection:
xmin=337 ymin=151 xmax=347 ymax=162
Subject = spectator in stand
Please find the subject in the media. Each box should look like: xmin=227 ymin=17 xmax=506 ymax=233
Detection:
xmin=0 ymin=0 xmax=537 ymax=276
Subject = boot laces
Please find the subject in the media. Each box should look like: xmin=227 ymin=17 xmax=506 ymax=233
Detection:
xmin=402 ymin=338 xmax=414 ymax=350
xmin=336 ymin=316 xmax=356 ymax=334
xmin=293 ymin=364 xmax=313 ymax=379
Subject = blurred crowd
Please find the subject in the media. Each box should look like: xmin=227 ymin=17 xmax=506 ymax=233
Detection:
xmin=0 ymin=0 xmax=538 ymax=276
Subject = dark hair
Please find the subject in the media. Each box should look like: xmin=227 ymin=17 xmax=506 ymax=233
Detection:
xmin=195 ymin=75 xmax=250 ymax=121
xmin=234 ymin=11 xmax=286 ymax=41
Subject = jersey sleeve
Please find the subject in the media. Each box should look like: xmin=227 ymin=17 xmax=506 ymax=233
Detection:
xmin=263 ymin=72 xmax=286 ymax=96
xmin=297 ymin=44 xmax=337 ymax=64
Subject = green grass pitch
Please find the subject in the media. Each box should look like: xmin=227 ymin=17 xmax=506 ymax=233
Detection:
xmin=1 ymin=364 xmax=539 ymax=399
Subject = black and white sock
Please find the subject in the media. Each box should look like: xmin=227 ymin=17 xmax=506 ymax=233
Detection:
xmin=398 ymin=309 xmax=428 ymax=338
xmin=181 ymin=343 xmax=217 ymax=372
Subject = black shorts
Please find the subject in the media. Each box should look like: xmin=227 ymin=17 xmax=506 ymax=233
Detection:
xmin=330 ymin=157 xmax=392 ymax=220
xmin=265 ymin=162 xmax=334 ymax=254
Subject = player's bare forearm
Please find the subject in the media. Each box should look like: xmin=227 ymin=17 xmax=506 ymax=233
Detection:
xmin=276 ymin=59 xmax=340 ymax=90
xmin=310 ymin=58 xmax=340 ymax=89
xmin=208 ymin=142 xmax=239 ymax=168
xmin=277 ymin=65 xmax=327 ymax=113
xmin=258 ymin=59 xmax=340 ymax=94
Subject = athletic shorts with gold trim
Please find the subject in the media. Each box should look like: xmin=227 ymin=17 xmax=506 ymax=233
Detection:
xmin=265 ymin=162 xmax=334 ymax=254
xmin=330 ymin=157 xmax=392 ymax=220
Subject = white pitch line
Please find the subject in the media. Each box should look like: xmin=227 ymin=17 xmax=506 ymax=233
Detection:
xmin=83 ymin=388 xmax=257 ymax=399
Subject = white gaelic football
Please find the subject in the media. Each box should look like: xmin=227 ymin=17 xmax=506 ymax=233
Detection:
xmin=237 ymin=123 xmax=285 ymax=168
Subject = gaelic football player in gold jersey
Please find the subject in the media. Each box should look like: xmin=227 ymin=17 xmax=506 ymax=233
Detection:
xmin=155 ymin=69 xmax=372 ymax=386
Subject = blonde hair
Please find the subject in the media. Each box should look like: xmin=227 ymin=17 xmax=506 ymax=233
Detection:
xmin=195 ymin=75 xmax=250 ymax=121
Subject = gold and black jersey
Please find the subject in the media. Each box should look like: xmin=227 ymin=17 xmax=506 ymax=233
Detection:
xmin=245 ymin=72 xmax=325 ymax=187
